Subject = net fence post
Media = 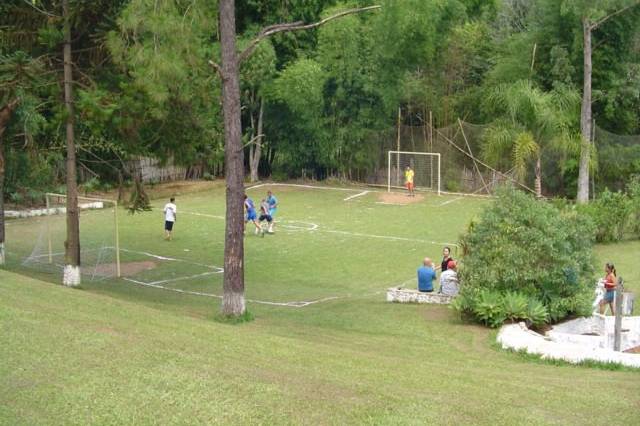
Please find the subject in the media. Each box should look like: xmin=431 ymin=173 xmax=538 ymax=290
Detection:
xmin=46 ymin=193 xmax=53 ymax=264
xmin=387 ymin=151 xmax=391 ymax=192
xmin=114 ymin=200 xmax=121 ymax=278
xmin=614 ymin=278 xmax=624 ymax=351
xmin=437 ymin=154 xmax=441 ymax=195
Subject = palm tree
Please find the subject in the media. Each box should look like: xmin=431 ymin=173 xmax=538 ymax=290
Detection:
xmin=482 ymin=80 xmax=580 ymax=197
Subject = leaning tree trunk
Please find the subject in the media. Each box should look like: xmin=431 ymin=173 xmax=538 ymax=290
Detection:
xmin=62 ymin=0 xmax=81 ymax=287
xmin=249 ymin=98 xmax=264 ymax=183
xmin=219 ymin=0 xmax=246 ymax=316
xmin=0 ymin=99 xmax=19 ymax=266
xmin=577 ymin=18 xmax=592 ymax=204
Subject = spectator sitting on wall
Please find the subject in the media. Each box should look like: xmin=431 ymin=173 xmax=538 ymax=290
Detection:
xmin=440 ymin=260 xmax=459 ymax=296
xmin=417 ymin=257 xmax=436 ymax=293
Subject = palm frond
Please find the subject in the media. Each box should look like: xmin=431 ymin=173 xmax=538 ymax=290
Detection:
xmin=512 ymin=131 xmax=538 ymax=180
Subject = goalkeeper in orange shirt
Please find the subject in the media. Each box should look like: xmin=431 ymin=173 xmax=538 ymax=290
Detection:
xmin=404 ymin=165 xmax=415 ymax=197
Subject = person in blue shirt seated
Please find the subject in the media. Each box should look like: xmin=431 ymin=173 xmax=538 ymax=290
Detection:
xmin=417 ymin=257 xmax=436 ymax=292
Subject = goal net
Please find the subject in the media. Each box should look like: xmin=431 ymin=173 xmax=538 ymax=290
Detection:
xmin=387 ymin=151 xmax=441 ymax=194
xmin=19 ymin=193 xmax=120 ymax=281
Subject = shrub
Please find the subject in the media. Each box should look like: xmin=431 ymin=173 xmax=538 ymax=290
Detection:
xmin=502 ymin=291 xmax=528 ymax=322
xmin=526 ymin=299 xmax=549 ymax=327
xmin=455 ymin=187 xmax=595 ymax=327
xmin=472 ymin=290 xmax=505 ymax=328
xmin=628 ymin=175 xmax=640 ymax=236
xmin=577 ymin=189 xmax=633 ymax=242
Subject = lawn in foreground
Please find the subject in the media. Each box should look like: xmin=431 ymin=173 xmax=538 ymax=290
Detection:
xmin=3 ymin=184 xmax=639 ymax=424
xmin=1 ymin=269 xmax=639 ymax=425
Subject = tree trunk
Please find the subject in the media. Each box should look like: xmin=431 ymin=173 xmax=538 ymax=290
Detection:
xmin=535 ymin=155 xmax=542 ymax=198
xmin=0 ymin=99 xmax=20 ymax=266
xmin=249 ymin=97 xmax=264 ymax=183
xmin=0 ymin=137 xmax=5 ymax=266
xmin=219 ymin=0 xmax=246 ymax=316
xmin=577 ymin=18 xmax=592 ymax=204
xmin=63 ymin=0 xmax=81 ymax=287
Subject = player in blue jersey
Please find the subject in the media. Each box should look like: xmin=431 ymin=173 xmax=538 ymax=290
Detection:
xmin=244 ymin=195 xmax=263 ymax=236
xmin=266 ymin=190 xmax=278 ymax=233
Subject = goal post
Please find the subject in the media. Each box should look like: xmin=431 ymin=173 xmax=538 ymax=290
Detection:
xmin=387 ymin=151 xmax=441 ymax=195
xmin=26 ymin=193 xmax=122 ymax=279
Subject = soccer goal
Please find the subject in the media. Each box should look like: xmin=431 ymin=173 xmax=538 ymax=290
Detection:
xmin=20 ymin=193 xmax=121 ymax=280
xmin=387 ymin=151 xmax=441 ymax=194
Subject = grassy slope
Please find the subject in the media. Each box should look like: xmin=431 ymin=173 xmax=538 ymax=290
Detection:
xmin=2 ymin=269 xmax=639 ymax=425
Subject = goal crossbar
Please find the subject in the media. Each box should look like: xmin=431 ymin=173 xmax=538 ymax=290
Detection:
xmin=387 ymin=151 xmax=441 ymax=195
xmin=45 ymin=193 xmax=121 ymax=278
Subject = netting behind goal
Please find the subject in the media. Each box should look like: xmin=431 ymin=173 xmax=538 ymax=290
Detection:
xmin=18 ymin=194 xmax=120 ymax=282
xmin=368 ymin=121 xmax=523 ymax=195
xmin=387 ymin=151 xmax=440 ymax=193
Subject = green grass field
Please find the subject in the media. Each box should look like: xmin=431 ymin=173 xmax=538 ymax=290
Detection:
xmin=2 ymin=183 xmax=640 ymax=425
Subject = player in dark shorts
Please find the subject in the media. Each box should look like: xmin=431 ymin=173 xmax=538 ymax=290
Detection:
xmin=244 ymin=195 xmax=263 ymax=236
xmin=259 ymin=199 xmax=273 ymax=234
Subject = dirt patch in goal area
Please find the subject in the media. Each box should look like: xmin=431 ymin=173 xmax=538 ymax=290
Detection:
xmin=85 ymin=260 xmax=157 ymax=277
xmin=378 ymin=192 xmax=425 ymax=205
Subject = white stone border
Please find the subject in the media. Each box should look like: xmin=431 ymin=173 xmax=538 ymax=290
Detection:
xmin=496 ymin=322 xmax=640 ymax=368
xmin=5 ymin=201 xmax=105 ymax=218
xmin=386 ymin=287 xmax=454 ymax=304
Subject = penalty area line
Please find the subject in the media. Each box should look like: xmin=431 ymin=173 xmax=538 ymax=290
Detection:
xmin=120 ymin=277 xmax=380 ymax=308
xmin=343 ymin=191 xmax=369 ymax=201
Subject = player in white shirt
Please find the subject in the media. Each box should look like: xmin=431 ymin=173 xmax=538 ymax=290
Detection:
xmin=163 ymin=197 xmax=177 ymax=240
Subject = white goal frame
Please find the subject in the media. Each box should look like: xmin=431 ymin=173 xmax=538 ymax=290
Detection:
xmin=45 ymin=193 xmax=121 ymax=278
xmin=387 ymin=151 xmax=441 ymax=195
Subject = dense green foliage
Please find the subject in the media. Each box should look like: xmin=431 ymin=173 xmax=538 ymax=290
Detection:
xmin=456 ymin=188 xmax=595 ymax=326
xmin=578 ymin=175 xmax=640 ymax=242
xmin=1 ymin=0 xmax=640 ymax=199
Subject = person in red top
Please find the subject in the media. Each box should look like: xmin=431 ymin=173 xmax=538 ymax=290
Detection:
xmin=599 ymin=262 xmax=617 ymax=315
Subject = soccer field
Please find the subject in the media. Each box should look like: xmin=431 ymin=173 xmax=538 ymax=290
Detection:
xmin=5 ymin=183 xmax=489 ymax=306
xmin=3 ymin=183 xmax=640 ymax=425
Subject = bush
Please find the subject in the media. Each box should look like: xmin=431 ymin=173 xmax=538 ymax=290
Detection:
xmin=628 ymin=175 xmax=640 ymax=236
xmin=451 ymin=289 xmax=549 ymax=328
xmin=577 ymin=189 xmax=633 ymax=242
xmin=455 ymin=187 xmax=595 ymax=327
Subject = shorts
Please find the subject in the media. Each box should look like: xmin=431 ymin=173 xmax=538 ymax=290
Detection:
xmin=165 ymin=220 xmax=174 ymax=231
xmin=269 ymin=208 xmax=277 ymax=217
xmin=246 ymin=210 xmax=257 ymax=221
xmin=604 ymin=289 xmax=615 ymax=303
xmin=406 ymin=182 xmax=414 ymax=190
xmin=259 ymin=214 xmax=272 ymax=223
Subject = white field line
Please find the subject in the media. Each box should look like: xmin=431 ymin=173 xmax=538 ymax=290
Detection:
xmin=118 ymin=247 xmax=222 ymax=271
xmin=182 ymin=210 xmax=457 ymax=248
xmin=375 ymin=202 xmax=406 ymax=206
xmin=149 ymin=271 xmax=222 ymax=286
xmin=246 ymin=182 xmax=378 ymax=193
xmin=343 ymin=191 xmax=369 ymax=201
xmin=320 ymin=229 xmax=459 ymax=248
xmin=181 ymin=211 xmax=318 ymax=231
xmin=121 ymin=276 xmax=380 ymax=308
xmin=437 ymin=197 xmax=463 ymax=207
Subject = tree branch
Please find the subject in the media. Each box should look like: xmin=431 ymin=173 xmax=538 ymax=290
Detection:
xmin=242 ymin=133 xmax=265 ymax=149
xmin=208 ymin=60 xmax=224 ymax=79
xmin=238 ymin=5 xmax=381 ymax=64
xmin=20 ymin=0 xmax=60 ymax=18
xmin=590 ymin=1 xmax=640 ymax=30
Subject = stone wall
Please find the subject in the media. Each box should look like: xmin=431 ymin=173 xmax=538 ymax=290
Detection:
xmin=386 ymin=287 xmax=454 ymax=305
xmin=497 ymin=322 xmax=640 ymax=368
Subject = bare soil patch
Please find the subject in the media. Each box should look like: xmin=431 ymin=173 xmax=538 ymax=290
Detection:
xmin=85 ymin=260 xmax=157 ymax=277
xmin=378 ymin=192 xmax=425 ymax=205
